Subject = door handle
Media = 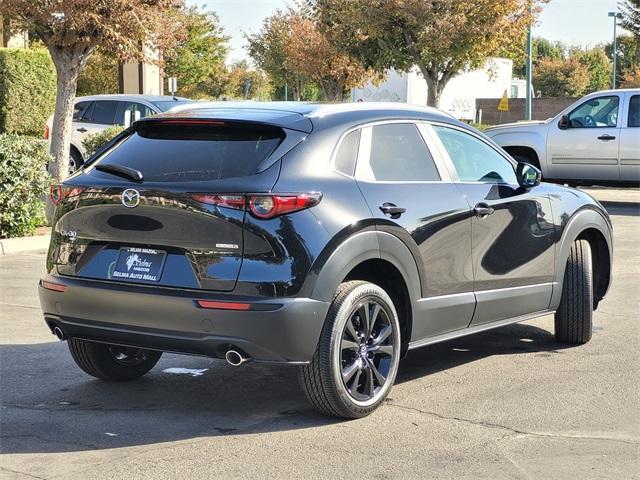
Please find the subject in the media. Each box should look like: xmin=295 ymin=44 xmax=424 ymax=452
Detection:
xmin=473 ymin=203 xmax=495 ymax=217
xmin=597 ymin=134 xmax=616 ymax=141
xmin=379 ymin=202 xmax=406 ymax=218
xmin=76 ymin=127 xmax=88 ymax=133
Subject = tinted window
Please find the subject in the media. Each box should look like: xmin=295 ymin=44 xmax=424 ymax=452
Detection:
xmin=434 ymin=126 xmax=517 ymax=184
xmin=73 ymin=101 xmax=92 ymax=121
xmin=360 ymin=123 xmax=440 ymax=182
xmin=568 ymin=95 xmax=619 ymax=128
xmin=94 ymin=123 xmax=284 ymax=182
xmin=86 ymin=101 xmax=119 ymax=125
xmin=334 ymin=130 xmax=360 ymax=176
xmin=117 ymin=102 xmax=155 ymax=126
xmin=629 ymin=95 xmax=640 ymax=128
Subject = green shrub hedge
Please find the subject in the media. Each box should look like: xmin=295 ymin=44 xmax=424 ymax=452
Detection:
xmin=0 ymin=134 xmax=52 ymax=238
xmin=82 ymin=125 xmax=126 ymax=158
xmin=0 ymin=48 xmax=56 ymax=136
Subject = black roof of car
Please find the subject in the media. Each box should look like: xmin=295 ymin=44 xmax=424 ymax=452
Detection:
xmin=139 ymin=102 xmax=459 ymax=133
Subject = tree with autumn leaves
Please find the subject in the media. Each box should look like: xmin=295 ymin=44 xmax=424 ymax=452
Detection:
xmin=247 ymin=9 xmax=378 ymax=102
xmin=0 ymin=0 xmax=185 ymax=186
xmin=309 ymin=0 xmax=542 ymax=107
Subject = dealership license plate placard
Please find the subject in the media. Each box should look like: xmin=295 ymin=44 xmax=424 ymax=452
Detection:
xmin=112 ymin=247 xmax=167 ymax=282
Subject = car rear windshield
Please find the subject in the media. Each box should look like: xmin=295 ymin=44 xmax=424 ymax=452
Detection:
xmin=94 ymin=122 xmax=284 ymax=182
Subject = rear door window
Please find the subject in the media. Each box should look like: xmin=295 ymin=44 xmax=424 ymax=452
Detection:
xmin=85 ymin=101 xmax=119 ymax=125
xmin=73 ymin=101 xmax=92 ymax=121
xmin=357 ymin=123 xmax=440 ymax=182
xmin=94 ymin=122 xmax=284 ymax=182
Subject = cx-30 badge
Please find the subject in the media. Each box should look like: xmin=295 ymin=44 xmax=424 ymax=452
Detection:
xmin=122 ymin=189 xmax=140 ymax=208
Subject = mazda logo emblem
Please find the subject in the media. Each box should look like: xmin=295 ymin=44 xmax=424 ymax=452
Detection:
xmin=122 ymin=188 xmax=140 ymax=208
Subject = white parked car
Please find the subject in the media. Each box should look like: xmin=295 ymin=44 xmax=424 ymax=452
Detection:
xmin=45 ymin=94 xmax=191 ymax=172
xmin=485 ymin=89 xmax=640 ymax=185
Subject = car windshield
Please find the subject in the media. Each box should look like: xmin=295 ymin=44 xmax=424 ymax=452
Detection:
xmin=152 ymin=100 xmax=193 ymax=112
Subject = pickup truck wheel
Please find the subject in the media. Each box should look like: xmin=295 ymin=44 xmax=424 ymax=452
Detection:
xmin=68 ymin=338 xmax=162 ymax=381
xmin=299 ymin=281 xmax=401 ymax=418
xmin=555 ymin=239 xmax=593 ymax=345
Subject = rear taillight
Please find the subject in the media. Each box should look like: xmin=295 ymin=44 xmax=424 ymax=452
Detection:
xmin=49 ymin=184 xmax=85 ymax=206
xmin=248 ymin=194 xmax=322 ymax=219
xmin=191 ymin=194 xmax=246 ymax=210
xmin=44 ymin=124 xmax=50 ymax=140
xmin=191 ymin=193 xmax=322 ymax=219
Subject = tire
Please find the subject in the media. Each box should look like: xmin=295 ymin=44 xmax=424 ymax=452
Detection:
xmin=299 ymin=281 xmax=402 ymax=418
xmin=554 ymin=239 xmax=593 ymax=345
xmin=68 ymin=338 xmax=162 ymax=381
xmin=69 ymin=149 xmax=83 ymax=174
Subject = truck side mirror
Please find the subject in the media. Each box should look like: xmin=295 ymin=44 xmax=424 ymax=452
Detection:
xmin=558 ymin=114 xmax=569 ymax=130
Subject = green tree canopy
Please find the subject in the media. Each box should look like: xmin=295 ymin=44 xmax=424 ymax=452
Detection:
xmin=165 ymin=8 xmax=229 ymax=99
xmin=309 ymin=0 xmax=542 ymax=106
xmin=533 ymin=57 xmax=590 ymax=97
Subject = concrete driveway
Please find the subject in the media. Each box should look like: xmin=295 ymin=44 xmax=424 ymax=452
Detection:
xmin=1 ymin=191 xmax=639 ymax=479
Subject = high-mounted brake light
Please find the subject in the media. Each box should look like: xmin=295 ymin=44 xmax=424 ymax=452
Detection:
xmin=149 ymin=119 xmax=226 ymax=127
xmin=248 ymin=193 xmax=322 ymax=219
xmin=49 ymin=184 xmax=86 ymax=206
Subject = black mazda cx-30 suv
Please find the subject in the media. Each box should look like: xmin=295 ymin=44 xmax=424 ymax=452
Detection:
xmin=40 ymin=102 xmax=612 ymax=418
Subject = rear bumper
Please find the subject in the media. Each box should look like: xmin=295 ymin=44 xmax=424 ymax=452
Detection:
xmin=38 ymin=275 xmax=330 ymax=364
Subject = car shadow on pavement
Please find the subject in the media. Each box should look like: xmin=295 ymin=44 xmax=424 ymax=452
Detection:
xmin=396 ymin=322 xmax=571 ymax=385
xmin=1 ymin=322 xmax=570 ymax=454
xmin=601 ymin=201 xmax=640 ymax=217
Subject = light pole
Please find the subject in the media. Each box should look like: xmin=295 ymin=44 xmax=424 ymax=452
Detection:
xmin=525 ymin=0 xmax=533 ymax=121
xmin=608 ymin=11 xmax=622 ymax=89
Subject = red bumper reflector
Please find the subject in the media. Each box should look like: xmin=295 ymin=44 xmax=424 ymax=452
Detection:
xmin=42 ymin=281 xmax=67 ymax=293
xmin=196 ymin=300 xmax=251 ymax=311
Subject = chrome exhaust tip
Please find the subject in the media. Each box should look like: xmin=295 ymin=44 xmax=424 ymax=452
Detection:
xmin=53 ymin=326 xmax=66 ymax=341
xmin=225 ymin=349 xmax=250 ymax=367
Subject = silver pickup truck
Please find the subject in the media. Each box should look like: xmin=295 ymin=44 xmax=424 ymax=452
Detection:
xmin=485 ymin=88 xmax=639 ymax=185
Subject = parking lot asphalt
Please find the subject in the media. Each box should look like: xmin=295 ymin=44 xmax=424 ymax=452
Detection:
xmin=1 ymin=188 xmax=639 ymax=480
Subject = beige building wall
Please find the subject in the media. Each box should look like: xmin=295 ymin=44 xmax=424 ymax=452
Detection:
xmin=118 ymin=43 xmax=163 ymax=95
xmin=1 ymin=17 xmax=28 ymax=48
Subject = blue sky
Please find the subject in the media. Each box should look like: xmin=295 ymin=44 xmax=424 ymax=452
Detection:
xmin=197 ymin=0 xmax=630 ymax=65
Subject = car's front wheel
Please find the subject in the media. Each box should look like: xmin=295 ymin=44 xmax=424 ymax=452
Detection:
xmin=68 ymin=338 xmax=162 ymax=381
xmin=300 ymin=281 xmax=401 ymax=418
xmin=555 ymin=239 xmax=593 ymax=344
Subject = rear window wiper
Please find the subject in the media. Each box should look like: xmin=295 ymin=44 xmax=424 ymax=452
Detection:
xmin=94 ymin=164 xmax=143 ymax=183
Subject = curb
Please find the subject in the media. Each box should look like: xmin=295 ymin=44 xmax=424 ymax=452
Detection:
xmin=0 ymin=235 xmax=50 ymax=255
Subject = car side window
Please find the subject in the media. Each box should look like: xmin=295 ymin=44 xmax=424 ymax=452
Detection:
xmin=359 ymin=123 xmax=440 ymax=182
xmin=73 ymin=101 xmax=92 ymax=121
xmin=85 ymin=100 xmax=119 ymax=125
xmin=568 ymin=95 xmax=619 ymax=128
xmin=628 ymin=95 xmax=640 ymax=128
xmin=334 ymin=129 xmax=360 ymax=176
xmin=117 ymin=102 xmax=155 ymax=126
xmin=433 ymin=125 xmax=518 ymax=184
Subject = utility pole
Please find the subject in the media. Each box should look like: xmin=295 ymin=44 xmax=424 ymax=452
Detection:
xmin=608 ymin=12 xmax=622 ymax=89
xmin=525 ymin=1 xmax=533 ymax=121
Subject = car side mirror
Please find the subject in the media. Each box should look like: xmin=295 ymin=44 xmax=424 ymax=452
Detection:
xmin=558 ymin=114 xmax=569 ymax=130
xmin=516 ymin=162 xmax=542 ymax=189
